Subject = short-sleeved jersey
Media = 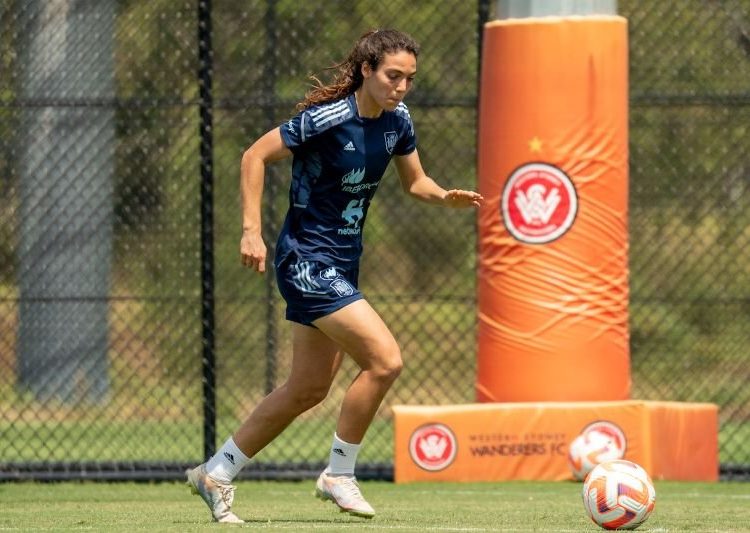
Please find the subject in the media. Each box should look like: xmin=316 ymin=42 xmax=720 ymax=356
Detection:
xmin=276 ymin=93 xmax=417 ymax=266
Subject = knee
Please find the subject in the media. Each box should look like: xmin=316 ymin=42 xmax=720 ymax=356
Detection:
xmin=371 ymin=343 xmax=403 ymax=384
xmin=383 ymin=357 xmax=403 ymax=384
xmin=285 ymin=382 xmax=330 ymax=412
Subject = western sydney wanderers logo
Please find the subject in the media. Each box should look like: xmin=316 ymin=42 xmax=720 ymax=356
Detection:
xmin=501 ymin=162 xmax=578 ymax=244
xmin=384 ymin=131 xmax=398 ymax=154
xmin=409 ymin=423 xmax=457 ymax=472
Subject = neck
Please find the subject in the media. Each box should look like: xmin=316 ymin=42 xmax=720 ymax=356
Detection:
xmin=354 ymin=89 xmax=382 ymax=118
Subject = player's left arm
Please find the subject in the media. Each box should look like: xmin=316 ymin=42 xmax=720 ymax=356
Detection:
xmin=394 ymin=149 xmax=483 ymax=208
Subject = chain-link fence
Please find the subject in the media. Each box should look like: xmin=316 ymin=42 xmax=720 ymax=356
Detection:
xmin=625 ymin=0 xmax=750 ymax=478
xmin=0 ymin=0 xmax=748 ymax=481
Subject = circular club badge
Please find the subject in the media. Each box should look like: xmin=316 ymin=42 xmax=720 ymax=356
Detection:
xmin=501 ymin=162 xmax=578 ymax=244
xmin=409 ymin=423 xmax=457 ymax=472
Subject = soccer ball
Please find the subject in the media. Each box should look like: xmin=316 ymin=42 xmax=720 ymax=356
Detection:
xmin=568 ymin=429 xmax=625 ymax=481
xmin=582 ymin=460 xmax=656 ymax=530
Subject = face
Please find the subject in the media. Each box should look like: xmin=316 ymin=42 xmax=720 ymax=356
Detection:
xmin=361 ymin=50 xmax=417 ymax=111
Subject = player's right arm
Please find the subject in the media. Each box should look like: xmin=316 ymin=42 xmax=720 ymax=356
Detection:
xmin=240 ymin=127 xmax=292 ymax=273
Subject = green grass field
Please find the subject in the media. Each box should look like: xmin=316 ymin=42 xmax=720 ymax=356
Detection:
xmin=1 ymin=480 xmax=748 ymax=532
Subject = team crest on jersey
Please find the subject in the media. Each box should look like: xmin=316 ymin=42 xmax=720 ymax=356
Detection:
xmin=384 ymin=131 xmax=398 ymax=154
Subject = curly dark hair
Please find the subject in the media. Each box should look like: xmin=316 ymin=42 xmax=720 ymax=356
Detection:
xmin=297 ymin=29 xmax=420 ymax=111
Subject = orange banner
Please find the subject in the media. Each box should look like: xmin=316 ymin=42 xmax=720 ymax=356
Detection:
xmin=393 ymin=401 xmax=718 ymax=483
xmin=476 ymin=16 xmax=631 ymax=401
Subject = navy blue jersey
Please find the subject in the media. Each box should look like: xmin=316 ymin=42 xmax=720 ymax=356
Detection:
xmin=276 ymin=93 xmax=417 ymax=266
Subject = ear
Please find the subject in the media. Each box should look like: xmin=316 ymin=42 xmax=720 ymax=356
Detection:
xmin=361 ymin=61 xmax=373 ymax=79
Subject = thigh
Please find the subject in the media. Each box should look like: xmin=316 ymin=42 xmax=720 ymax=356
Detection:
xmin=312 ymin=299 xmax=400 ymax=371
xmin=286 ymin=322 xmax=343 ymax=389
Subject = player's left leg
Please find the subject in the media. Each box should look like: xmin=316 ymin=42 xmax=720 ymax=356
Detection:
xmin=315 ymin=300 xmax=401 ymax=445
xmin=312 ymin=299 xmax=403 ymax=518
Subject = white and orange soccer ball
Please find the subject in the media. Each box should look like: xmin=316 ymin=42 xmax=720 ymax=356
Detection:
xmin=568 ymin=429 xmax=625 ymax=481
xmin=582 ymin=460 xmax=656 ymax=530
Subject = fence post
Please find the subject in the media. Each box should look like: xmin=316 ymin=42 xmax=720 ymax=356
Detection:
xmin=17 ymin=0 xmax=115 ymax=404
xmin=263 ymin=0 xmax=279 ymax=395
xmin=197 ymin=0 xmax=217 ymax=461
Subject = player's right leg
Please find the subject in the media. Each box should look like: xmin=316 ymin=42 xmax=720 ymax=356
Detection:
xmin=231 ymin=322 xmax=342 ymax=454
xmin=187 ymin=323 xmax=341 ymax=522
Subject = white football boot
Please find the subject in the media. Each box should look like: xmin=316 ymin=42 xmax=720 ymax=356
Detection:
xmin=315 ymin=471 xmax=375 ymax=518
xmin=186 ymin=464 xmax=244 ymax=523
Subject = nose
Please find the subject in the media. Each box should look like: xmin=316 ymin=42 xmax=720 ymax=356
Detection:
xmin=396 ymin=78 xmax=410 ymax=93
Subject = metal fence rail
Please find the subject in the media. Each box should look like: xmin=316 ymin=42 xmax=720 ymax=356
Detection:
xmin=0 ymin=0 xmax=747 ymax=481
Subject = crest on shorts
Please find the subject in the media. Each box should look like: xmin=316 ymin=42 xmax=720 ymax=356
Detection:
xmin=384 ymin=131 xmax=398 ymax=154
xmin=330 ymin=278 xmax=354 ymax=297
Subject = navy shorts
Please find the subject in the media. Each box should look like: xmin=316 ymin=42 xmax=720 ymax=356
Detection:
xmin=275 ymin=255 xmax=363 ymax=326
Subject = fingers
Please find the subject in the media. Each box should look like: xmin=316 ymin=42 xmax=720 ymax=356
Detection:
xmin=467 ymin=191 xmax=484 ymax=205
xmin=445 ymin=189 xmax=484 ymax=207
xmin=240 ymin=234 xmax=267 ymax=273
xmin=242 ymin=255 xmax=266 ymax=274
xmin=241 ymin=252 xmax=266 ymax=273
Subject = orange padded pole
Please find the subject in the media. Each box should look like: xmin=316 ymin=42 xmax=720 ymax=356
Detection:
xmin=476 ymin=16 xmax=630 ymax=402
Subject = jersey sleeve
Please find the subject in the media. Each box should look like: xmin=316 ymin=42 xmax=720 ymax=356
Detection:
xmin=280 ymin=98 xmax=353 ymax=151
xmin=393 ymin=105 xmax=417 ymax=156
xmin=279 ymin=111 xmax=315 ymax=151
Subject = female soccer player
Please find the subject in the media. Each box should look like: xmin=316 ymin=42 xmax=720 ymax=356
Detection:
xmin=188 ymin=29 xmax=482 ymax=523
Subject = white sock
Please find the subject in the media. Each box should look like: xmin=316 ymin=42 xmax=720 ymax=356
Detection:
xmin=205 ymin=437 xmax=251 ymax=484
xmin=326 ymin=433 xmax=361 ymax=476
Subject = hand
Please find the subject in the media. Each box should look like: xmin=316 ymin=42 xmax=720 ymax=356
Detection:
xmin=443 ymin=189 xmax=484 ymax=208
xmin=240 ymin=231 xmax=267 ymax=273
